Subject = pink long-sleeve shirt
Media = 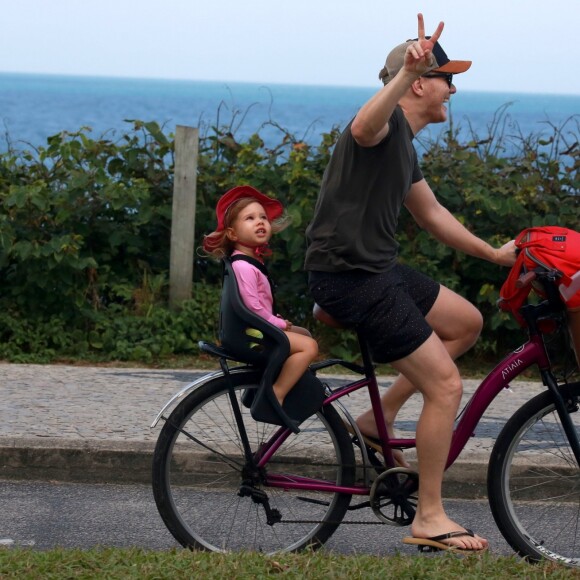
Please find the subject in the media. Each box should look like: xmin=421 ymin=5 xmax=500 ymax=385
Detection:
xmin=231 ymin=251 xmax=287 ymax=330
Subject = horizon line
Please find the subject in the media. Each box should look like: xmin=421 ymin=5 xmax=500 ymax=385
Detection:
xmin=1 ymin=70 xmax=580 ymax=99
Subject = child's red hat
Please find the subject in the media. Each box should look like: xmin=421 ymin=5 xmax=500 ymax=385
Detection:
xmin=202 ymin=185 xmax=284 ymax=254
xmin=214 ymin=185 xmax=284 ymax=231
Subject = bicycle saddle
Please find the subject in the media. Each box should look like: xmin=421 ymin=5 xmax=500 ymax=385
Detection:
xmin=218 ymin=258 xmax=325 ymax=433
xmin=313 ymin=303 xmax=347 ymax=329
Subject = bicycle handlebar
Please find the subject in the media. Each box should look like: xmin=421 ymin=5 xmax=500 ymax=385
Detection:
xmin=516 ymin=271 xmax=537 ymax=289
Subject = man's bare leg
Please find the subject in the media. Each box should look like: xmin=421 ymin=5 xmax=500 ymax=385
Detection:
xmin=356 ymin=286 xmax=482 ymax=444
xmin=391 ymin=333 xmax=488 ymax=550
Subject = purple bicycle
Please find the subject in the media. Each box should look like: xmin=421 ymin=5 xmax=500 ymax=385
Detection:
xmin=152 ymin=268 xmax=580 ymax=564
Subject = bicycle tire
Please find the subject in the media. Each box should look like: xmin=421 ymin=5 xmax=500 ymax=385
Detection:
xmin=152 ymin=369 xmax=356 ymax=553
xmin=487 ymin=381 xmax=580 ymax=566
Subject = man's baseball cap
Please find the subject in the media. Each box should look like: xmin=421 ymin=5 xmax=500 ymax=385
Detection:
xmin=379 ymin=37 xmax=471 ymax=85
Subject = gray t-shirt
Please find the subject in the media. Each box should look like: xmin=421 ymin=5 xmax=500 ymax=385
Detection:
xmin=304 ymin=106 xmax=423 ymax=273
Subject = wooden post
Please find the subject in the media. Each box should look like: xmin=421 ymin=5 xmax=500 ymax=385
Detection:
xmin=169 ymin=125 xmax=199 ymax=309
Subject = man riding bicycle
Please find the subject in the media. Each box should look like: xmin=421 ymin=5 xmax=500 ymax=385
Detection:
xmin=305 ymin=13 xmax=516 ymax=551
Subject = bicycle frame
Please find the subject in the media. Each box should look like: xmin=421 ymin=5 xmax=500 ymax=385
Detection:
xmin=152 ymin=268 xmax=580 ymax=559
xmin=262 ymin=328 xmax=579 ymax=495
xmin=153 ymin=277 xmax=580 ymax=501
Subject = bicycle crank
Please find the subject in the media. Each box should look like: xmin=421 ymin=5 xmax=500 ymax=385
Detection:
xmin=369 ymin=467 xmax=419 ymax=526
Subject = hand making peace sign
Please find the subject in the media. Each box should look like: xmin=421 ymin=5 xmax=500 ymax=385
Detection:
xmin=404 ymin=13 xmax=445 ymax=76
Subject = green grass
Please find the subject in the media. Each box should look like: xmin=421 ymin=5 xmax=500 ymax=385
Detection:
xmin=1 ymin=548 xmax=579 ymax=579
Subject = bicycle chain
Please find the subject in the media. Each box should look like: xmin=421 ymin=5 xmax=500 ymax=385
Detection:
xmin=279 ymin=519 xmax=385 ymax=525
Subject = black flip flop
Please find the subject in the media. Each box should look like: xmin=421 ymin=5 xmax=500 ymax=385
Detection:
xmin=342 ymin=421 xmax=409 ymax=468
xmin=403 ymin=529 xmax=487 ymax=553
xmin=343 ymin=421 xmax=384 ymax=453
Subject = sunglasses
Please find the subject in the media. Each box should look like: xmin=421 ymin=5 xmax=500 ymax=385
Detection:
xmin=422 ymin=72 xmax=454 ymax=88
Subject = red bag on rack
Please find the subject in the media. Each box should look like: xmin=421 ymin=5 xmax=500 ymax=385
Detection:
xmin=499 ymin=226 xmax=580 ymax=326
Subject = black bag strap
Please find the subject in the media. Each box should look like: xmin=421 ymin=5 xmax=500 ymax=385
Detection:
xmin=229 ymin=254 xmax=278 ymax=315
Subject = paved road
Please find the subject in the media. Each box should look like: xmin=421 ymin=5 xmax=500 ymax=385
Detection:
xmin=0 ymin=480 xmax=515 ymax=556
xmin=0 ymin=363 xmax=572 ymax=559
xmin=0 ymin=362 xmax=547 ymax=493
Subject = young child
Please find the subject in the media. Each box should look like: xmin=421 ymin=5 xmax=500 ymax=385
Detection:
xmin=203 ymin=185 xmax=319 ymax=408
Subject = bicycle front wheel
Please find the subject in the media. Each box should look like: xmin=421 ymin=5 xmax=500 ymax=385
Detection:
xmin=152 ymin=369 xmax=355 ymax=553
xmin=488 ymin=381 xmax=580 ymax=565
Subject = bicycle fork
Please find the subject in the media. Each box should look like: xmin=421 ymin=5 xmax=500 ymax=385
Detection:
xmin=542 ymin=369 xmax=580 ymax=466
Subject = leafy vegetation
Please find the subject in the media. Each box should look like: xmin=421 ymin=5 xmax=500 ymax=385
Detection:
xmin=0 ymin=108 xmax=578 ymax=364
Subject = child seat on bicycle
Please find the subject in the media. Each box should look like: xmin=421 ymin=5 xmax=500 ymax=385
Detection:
xmin=219 ymin=257 xmax=325 ymax=432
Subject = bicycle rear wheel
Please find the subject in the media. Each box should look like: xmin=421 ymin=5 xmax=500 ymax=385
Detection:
xmin=488 ymin=381 xmax=580 ymax=566
xmin=152 ymin=369 xmax=355 ymax=553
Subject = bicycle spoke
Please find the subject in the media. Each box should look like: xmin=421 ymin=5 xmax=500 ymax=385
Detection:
xmin=175 ymin=427 xmax=244 ymax=472
xmin=152 ymin=375 xmax=355 ymax=553
xmin=488 ymin=383 xmax=580 ymax=566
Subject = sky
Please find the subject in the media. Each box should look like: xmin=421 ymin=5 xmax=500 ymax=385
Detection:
xmin=2 ymin=0 xmax=579 ymax=95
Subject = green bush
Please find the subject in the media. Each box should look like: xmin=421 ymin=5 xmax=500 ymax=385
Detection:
xmin=0 ymin=122 xmax=174 ymax=320
xmin=402 ymin=120 xmax=579 ymax=355
xmin=0 ymin=109 xmax=577 ymax=363
xmin=0 ymin=283 xmax=219 ymax=363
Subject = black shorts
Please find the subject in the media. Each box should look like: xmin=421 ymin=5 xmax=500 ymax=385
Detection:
xmin=309 ymin=265 xmax=440 ymax=363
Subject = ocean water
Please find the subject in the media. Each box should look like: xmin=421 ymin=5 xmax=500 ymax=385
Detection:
xmin=1 ymin=72 xmax=579 ymax=153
